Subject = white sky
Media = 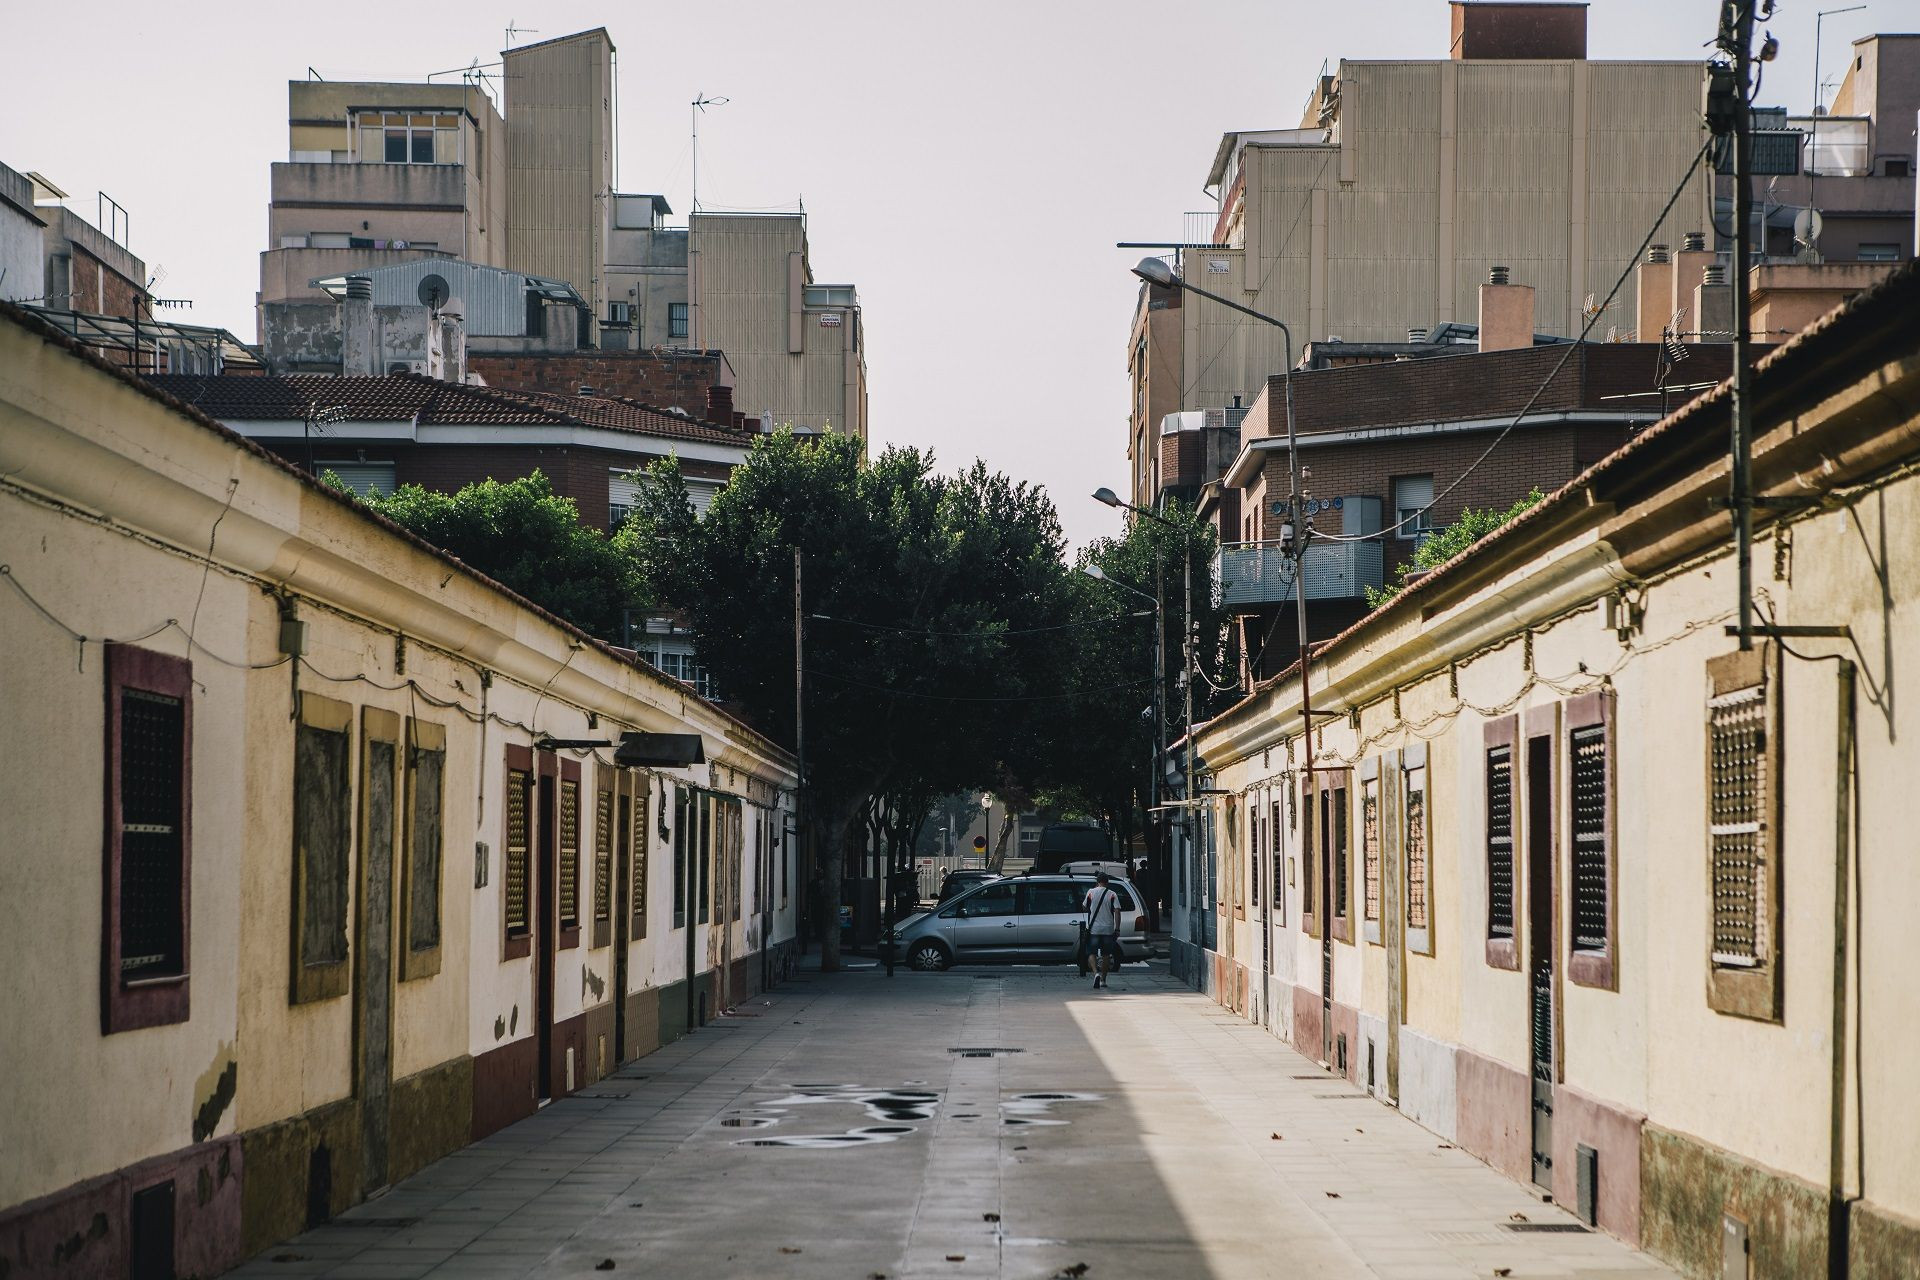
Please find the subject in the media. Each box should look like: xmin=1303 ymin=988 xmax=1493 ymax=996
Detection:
xmin=0 ymin=0 xmax=1883 ymax=547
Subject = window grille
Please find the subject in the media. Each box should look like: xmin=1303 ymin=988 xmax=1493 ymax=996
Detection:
xmin=672 ymin=787 xmax=689 ymax=928
xmin=1330 ymin=786 xmax=1349 ymax=920
xmin=504 ymin=768 xmax=531 ymax=936
xmin=1709 ymin=686 xmax=1766 ymax=967
xmin=1406 ymin=767 xmax=1429 ymax=930
xmin=1362 ymin=779 xmax=1381 ymax=922
xmin=119 ymin=689 xmax=185 ymax=977
xmin=1250 ymin=806 xmax=1261 ymax=908
xmin=559 ymin=780 xmax=580 ymax=930
xmin=1570 ymin=725 xmax=1608 ymax=952
xmin=628 ymin=786 xmax=648 ymax=938
xmin=1271 ymin=801 xmax=1285 ymax=912
xmin=594 ymin=789 xmax=613 ymax=923
xmin=1486 ymin=745 xmax=1515 ymax=938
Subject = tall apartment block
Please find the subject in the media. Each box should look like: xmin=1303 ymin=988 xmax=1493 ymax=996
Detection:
xmin=1125 ymin=1 xmax=1711 ymax=506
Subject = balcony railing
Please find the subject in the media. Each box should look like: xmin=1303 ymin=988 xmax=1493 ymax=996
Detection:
xmin=1215 ymin=539 xmax=1384 ymax=608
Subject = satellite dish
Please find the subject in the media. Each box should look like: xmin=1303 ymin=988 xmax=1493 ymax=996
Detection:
xmin=417 ymin=273 xmax=450 ymax=311
xmin=1793 ymin=208 xmax=1824 ymax=251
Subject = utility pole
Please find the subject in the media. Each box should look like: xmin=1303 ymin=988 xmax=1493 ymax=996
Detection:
xmin=793 ymin=547 xmax=807 ymax=951
xmin=1730 ymin=2 xmax=1757 ymax=651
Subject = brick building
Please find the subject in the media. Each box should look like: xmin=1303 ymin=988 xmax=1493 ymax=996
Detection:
xmin=469 ymin=348 xmax=730 ymax=421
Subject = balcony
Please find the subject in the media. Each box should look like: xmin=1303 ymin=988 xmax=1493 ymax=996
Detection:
xmin=270 ymin=161 xmax=468 ymax=211
xmin=1215 ymin=539 xmax=1384 ymax=608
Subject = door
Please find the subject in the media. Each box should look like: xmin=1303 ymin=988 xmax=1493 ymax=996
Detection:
xmin=535 ymin=768 xmax=557 ymax=1101
xmin=1526 ymin=735 xmax=1556 ymax=1189
xmin=613 ymin=787 xmax=632 ymax=1062
xmin=356 ymin=717 xmax=399 ymax=1193
xmin=1017 ymin=880 xmax=1089 ymax=961
xmin=950 ymin=880 xmax=1021 ymax=960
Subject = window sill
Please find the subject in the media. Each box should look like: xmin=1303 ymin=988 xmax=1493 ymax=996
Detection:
xmin=1485 ymin=937 xmax=1519 ymax=970
xmin=1568 ymin=949 xmax=1615 ymax=990
xmin=1363 ymin=920 xmax=1382 ymax=947
xmin=123 ymin=971 xmax=190 ymax=989
xmin=1406 ymin=926 xmax=1433 ymax=957
xmin=503 ymin=933 xmax=532 ymax=962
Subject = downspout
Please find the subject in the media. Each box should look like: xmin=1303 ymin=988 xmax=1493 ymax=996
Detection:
xmin=1827 ymin=658 xmax=1857 ymax=1280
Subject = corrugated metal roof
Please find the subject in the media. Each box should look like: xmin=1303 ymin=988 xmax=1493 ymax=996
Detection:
xmin=308 ymin=259 xmax=583 ymax=337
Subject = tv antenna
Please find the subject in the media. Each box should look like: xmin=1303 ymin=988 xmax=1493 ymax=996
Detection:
xmin=691 ymin=93 xmax=730 ymax=213
xmin=504 ymin=20 xmax=538 ymax=47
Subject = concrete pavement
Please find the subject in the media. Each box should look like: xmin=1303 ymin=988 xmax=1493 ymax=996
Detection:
xmin=230 ymin=961 xmax=1677 ymax=1279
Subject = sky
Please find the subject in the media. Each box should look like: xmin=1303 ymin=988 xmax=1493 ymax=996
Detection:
xmin=0 ymin=0 xmax=1887 ymax=547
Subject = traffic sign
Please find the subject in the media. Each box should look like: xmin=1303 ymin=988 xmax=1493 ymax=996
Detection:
xmin=972 ymin=836 xmax=987 ymax=854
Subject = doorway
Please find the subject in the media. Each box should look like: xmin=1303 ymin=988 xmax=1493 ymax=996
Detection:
xmin=613 ymin=787 xmax=632 ymax=1062
xmin=1525 ymin=734 xmax=1556 ymax=1190
xmin=536 ymin=769 xmax=557 ymax=1101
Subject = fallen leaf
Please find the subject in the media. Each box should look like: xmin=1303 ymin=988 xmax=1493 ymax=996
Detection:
xmin=1052 ymin=1265 xmax=1091 ymax=1279
xmin=1325 ymin=1191 xmax=1342 ymax=1199
xmin=595 ymin=1262 xmax=616 ymax=1273
xmin=779 ymin=1247 xmax=802 ymax=1255
xmin=1494 ymin=1270 xmax=1513 ymax=1277
xmin=1270 ymin=1132 xmax=1284 ymax=1140
xmin=1437 ymin=1143 xmax=1453 ymax=1150
xmin=1355 ymin=1128 xmax=1364 ymax=1133
xmin=946 ymin=1255 xmax=966 ymax=1262
xmin=271 ymin=1256 xmax=304 ymax=1264
xmin=1014 ymin=1145 xmax=1028 ymax=1151
xmin=1509 ymin=1211 xmax=1530 ymax=1222
xmin=983 ymin=1212 xmax=1001 ymax=1222
xmin=628 ymin=1202 xmax=644 ymax=1208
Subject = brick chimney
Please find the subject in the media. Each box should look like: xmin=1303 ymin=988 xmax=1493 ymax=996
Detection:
xmin=706 ymin=381 xmax=734 ymax=423
xmin=1450 ymin=2 xmax=1587 ymax=60
xmin=1477 ymin=266 xmax=1535 ymax=353
xmin=1671 ymin=232 xmax=1715 ymax=339
xmin=1635 ymin=245 xmax=1673 ymax=343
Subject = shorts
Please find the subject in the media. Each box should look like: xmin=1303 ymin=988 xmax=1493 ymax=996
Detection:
xmin=1089 ymin=932 xmax=1123 ymax=965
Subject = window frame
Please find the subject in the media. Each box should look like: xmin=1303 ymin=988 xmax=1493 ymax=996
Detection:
xmin=398 ymin=717 xmax=445 ymax=981
xmin=102 ymin=644 xmax=193 ymax=1034
xmin=1359 ymin=758 xmax=1383 ymax=945
xmin=1300 ymin=774 xmax=1320 ymax=938
xmin=668 ymin=302 xmax=690 ymax=339
xmin=672 ymin=785 xmax=689 ymax=930
xmin=1270 ymin=799 xmax=1286 ymax=921
xmin=1566 ymin=691 xmax=1616 ymax=989
xmin=592 ymin=766 xmax=615 ymax=950
xmin=557 ymin=760 xmax=582 ymax=950
xmin=1705 ymin=648 xmax=1783 ymax=1021
xmin=627 ymin=770 xmax=649 ymax=940
xmin=1325 ymin=773 xmax=1352 ymax=944
xmin=1391 ymin=472 xmax=1437 ymax=542
xmin=1403 ymin=745 xmax=1433 ymax=957
xmin=1483 ymin=716 xmax=1521 ymax=970
xmin=501 ymin=743 xmax=534 ymax=961
xmin=292 ymin=692 xmax=354 ymax=1005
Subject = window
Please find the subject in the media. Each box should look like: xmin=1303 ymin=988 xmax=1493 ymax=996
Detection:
xmin=668 ymin=302 xmax=689 ymax=339
xmin=1567 ymin=690 xmax=1616 ymax=989
xmin=672 ymin=786 xmax=689 ymax=929
xmin=626 ymin=777 xmax=649 ymax=940
xmin=593 ymin=781 xmax=614 ymax=948
xmin=503 ymin=746 xmax=533 ymax=958
xmin=1857 ymin=243 xmax=1900 ymax=262
xmin=1405 ymin=755 xmax=1431 ymax=955
xmin=956 ymin=882 xmax=1018 ymax=917
xmin=697 ymin=791 xmax=712 ymax=924
xmin=1300 ymin=778 xmax=1317 ymax=926
xmin=103 ymin=645 xmax=192 ymax=1033
xmin=1324 ymin=780 xmax=1350 ymax=941
xmin=318 ymin=462 xmax=395 ymax=499
xmin=1024 ymin=882 xmax=1084 ymax=915
xmin=293 ymin=693 xmax=353 ymax=1003
xmin=1392 ymin=474 xmax=1435 ymax=542
xmin=361 ymin=112 xmax=457 ymax=165
xmin=1481 ymin=718 xmax=1518 ymax=969
xmin=1878 ymin=157 xmax=1909 ymax=179
xmin=1361 ymin=776 xmax=1381 ymax=928
xmin=1706 ymin=649 xmax=1781 ymax=1019
xmin=557 ymin=774 xmax=581 ymax=945
xmin=649 ymin=646 xmax=714 ymax=699
xmin=401 ymin=719 xmax=445 ymax=980
xmin=780 ymin=809 xmax=790 ymax=905
xmin=1250 ymin=802 xmax=1261 ymax=909
xmin=728 ymin=799 xmax=743 ymax=922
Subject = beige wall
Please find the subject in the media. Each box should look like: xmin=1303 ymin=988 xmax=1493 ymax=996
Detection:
xmin=505 ymin=31 xmax=613 ymax=337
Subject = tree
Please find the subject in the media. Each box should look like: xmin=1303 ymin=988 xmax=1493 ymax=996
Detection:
xmin=342 ymin=470 xmax=646 ymax=640
xmin=1364 ymin=488 xmax=1546 ymax=608
xmin=623 ymin=432 xmax=1088 ymax=969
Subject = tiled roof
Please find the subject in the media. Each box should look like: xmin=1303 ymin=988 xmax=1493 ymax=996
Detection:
xmin=142 ymin=373 xmax=750 ymax=445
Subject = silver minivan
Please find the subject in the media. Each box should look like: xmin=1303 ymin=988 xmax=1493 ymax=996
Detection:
xmin=883 ymin=874 xmax=1148 ymax=971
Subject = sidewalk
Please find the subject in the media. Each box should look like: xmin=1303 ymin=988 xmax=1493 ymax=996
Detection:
xmin=229 ymin=962 xmax=1677 ymax=1278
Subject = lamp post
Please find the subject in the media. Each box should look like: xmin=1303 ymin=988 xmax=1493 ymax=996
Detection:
xmin=1129 ymin=256 xmax=1330 ymax=1059
xmin=1082 ymin=562 xmax=1165 ymax=868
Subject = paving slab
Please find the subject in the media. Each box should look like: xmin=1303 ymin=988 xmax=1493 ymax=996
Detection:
xmin=225 ymin=960 xmax=1677 ymax=1278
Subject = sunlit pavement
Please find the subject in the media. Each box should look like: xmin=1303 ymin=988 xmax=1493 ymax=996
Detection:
xmin=230 ymin=960 xmax=1676 ymax=1279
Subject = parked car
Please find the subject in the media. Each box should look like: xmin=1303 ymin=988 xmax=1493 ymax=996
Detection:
xmin=884 ymin=874 xmax=1149 ymax=971
xmin=937 ymin=868 xmax=999 ymax=903
xmin=1060 ymin=858 xmax=1130 ymax=879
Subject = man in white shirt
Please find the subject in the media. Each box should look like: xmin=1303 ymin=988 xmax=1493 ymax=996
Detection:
xmin=1083 ymin=872 xmax=1123 ymax=989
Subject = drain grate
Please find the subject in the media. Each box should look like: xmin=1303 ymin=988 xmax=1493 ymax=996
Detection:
xmin=1502 ymin=1222 xmax=1589 ymax=1234
xmin=948 ymin=1048 xmax=1024 ymax=1058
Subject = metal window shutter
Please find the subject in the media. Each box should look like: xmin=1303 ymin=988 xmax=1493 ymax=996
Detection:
xmin=325 ymin=462 xmax=396 ymax=497
xmin=1486 ymin=746 xmax=1515 ymax=938
xmin=609 ymin=474 xmax=642 ymax=511
xmin=1570 ymin=726 xmax=1608 ymax=951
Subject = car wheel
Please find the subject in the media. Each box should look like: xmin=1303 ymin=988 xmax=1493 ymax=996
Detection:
xmin=909 ymin=940 xmax=951 ymax=972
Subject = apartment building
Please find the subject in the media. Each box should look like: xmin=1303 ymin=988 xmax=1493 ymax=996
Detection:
xmin=0 ymin=303 xmax=797 ymax=1278
xmin=1125 ymin=0 xmax=1712 ymax=505
xmin=258 ymin=79 xmax=509 ymax=312
xmin=1187 ymin=262 xmax=1920 ymax=1279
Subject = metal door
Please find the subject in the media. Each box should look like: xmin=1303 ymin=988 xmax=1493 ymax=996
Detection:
xmin=535 ymin=768 xmax=557 ymax=1101
xmin=356 ymin=729 xmax=397 ymax=1193
xmin=1526 ymin=735 xmax=1556 ymax=1189
xmin=950 ymin=881 xmax=1021 ymax=960
xmin=613 ymin=788 xmax=632 ymax=1062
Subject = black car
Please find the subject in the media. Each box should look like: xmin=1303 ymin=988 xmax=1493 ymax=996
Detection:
xmin=937 ymin=869 xmax=999 ymax=903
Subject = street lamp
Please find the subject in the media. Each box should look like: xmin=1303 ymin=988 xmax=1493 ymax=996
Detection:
xmin=1131 ymin=256 xmax=1324 ymax=1053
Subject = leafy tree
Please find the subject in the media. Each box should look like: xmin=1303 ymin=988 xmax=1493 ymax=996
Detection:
xmin=1364 ymin=488 xmax=1546 ymax=608
xmin=341 ymin=470 xmax=646 ymax=640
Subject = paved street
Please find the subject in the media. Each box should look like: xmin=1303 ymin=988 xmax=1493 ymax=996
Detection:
xmin=234 ymin=963 xmax=1676 ymax=1280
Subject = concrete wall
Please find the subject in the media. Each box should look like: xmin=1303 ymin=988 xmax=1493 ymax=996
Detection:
xmin=0 ymin=308 xmax=797 ymax=1278
xmin=504 ymin=31 xmax=613 ymax=337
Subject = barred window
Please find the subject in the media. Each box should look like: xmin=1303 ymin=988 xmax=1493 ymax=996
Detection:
xmin=1361 ymin=778 xmax=1381 ymax=922
xmin=1486 ymin=745 xmax=1515 ymax=938
xmin=1250 ymin=803 xmax=1262 ymax=909
xmin=558 ymin=779 xmax=581 ymax=931
xmin=1328 ymin=785 xmax=1349 ymax=923
xmin=1709 ymin=685 xmax=1767 ymax=968
xmin=504 ymin=767 xmax=532 ymax=938
xmin=1271 ymin=801 xmax=1285 ymax=913
xmin=120 ymin=689 xmax=187 ymax=978
xmin=1570 ymin=725 xmax=1609 ymax=952
xmin=1405 ymin=765 xmax=1429 ymax=931
xmin=594 ymin=787 xmax=614 ymax=925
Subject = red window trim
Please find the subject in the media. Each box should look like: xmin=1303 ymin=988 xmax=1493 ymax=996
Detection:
xmin=502 ymin=743 xmax=533 ymax=961
xmin=1483 ymin=715 xmax=1520 ymax=971
xmin=103 ymin=644 xmax=192 ymax=1034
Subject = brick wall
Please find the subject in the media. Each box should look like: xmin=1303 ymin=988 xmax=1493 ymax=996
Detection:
xmin=64 ymin=246 xmax=145 ymax=317
xmin=470 ymin=352 xmax=723 ymax=418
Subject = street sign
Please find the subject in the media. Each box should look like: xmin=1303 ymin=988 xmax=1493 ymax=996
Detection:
xmin=972 ymin=836 xmax=987 ymax=854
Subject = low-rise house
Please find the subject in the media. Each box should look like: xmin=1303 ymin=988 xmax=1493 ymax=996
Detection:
xmin=1188 ymin=262 xmax=1920 ymax=1277
xmin=0 ymin=303 xmax=798 ymax=1278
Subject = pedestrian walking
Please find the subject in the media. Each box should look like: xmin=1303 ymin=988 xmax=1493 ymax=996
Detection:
xmin=1083 ymin=871 xmax=1123 ymax=990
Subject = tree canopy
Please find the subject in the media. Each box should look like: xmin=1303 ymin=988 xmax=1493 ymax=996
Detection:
xmin=1364 ymin=488 xmax=1546 ymax=608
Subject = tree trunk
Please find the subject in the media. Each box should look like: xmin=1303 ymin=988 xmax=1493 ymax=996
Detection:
xmin=815 ymin=792 xmax=867 ymax=973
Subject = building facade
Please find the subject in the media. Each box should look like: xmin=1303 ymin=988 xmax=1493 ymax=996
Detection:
xmin=1187 ymin=263 xmax=1920 ymax=1279
xmin=0 ymin=305 xmax=798 ymax=1279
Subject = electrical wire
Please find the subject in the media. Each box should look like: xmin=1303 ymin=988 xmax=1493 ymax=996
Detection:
xmin=804 ymin=667 xmax=1155 ymax=704
xmin=808 ymin=610 xmax=1150 ymax=638
xmin=1313 ymin=137 xmax=1715 ymax=546
xmin=2 ymin=563 xmax=292 ymax=672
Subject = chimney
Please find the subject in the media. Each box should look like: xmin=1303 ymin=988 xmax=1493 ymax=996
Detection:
xmin=1694 ymin=262 xmax=1734 ymax=343
xmin=440 ymin=311 xmax=466 ymax=383
xmin=706 ymin=381 xmax=734 ymax=423
xmin=341 ymin=275 xmax=375 ymax=377
xmin=1450 ymin=1 xmax=1587 ymax=61
xmin=1635 ymin=245 xmax=1673 ymax=344
xmin=1671 ymin=232 xmax=1715 ymax=338
xmin=1477 ymin=266 xmax=1535 ymax=354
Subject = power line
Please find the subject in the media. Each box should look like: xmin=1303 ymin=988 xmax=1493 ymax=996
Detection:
xmin=1314 ymin=137 xmax=1714 ymax=546
xmin=805 ymin=667 xmax=1155 ymax=703
xmin=808 ymin=610 xmax=1150 ymax=638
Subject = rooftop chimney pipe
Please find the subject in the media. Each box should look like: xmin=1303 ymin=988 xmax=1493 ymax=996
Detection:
xmin=1488 ymin=265 xmax=1511 ymax=286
